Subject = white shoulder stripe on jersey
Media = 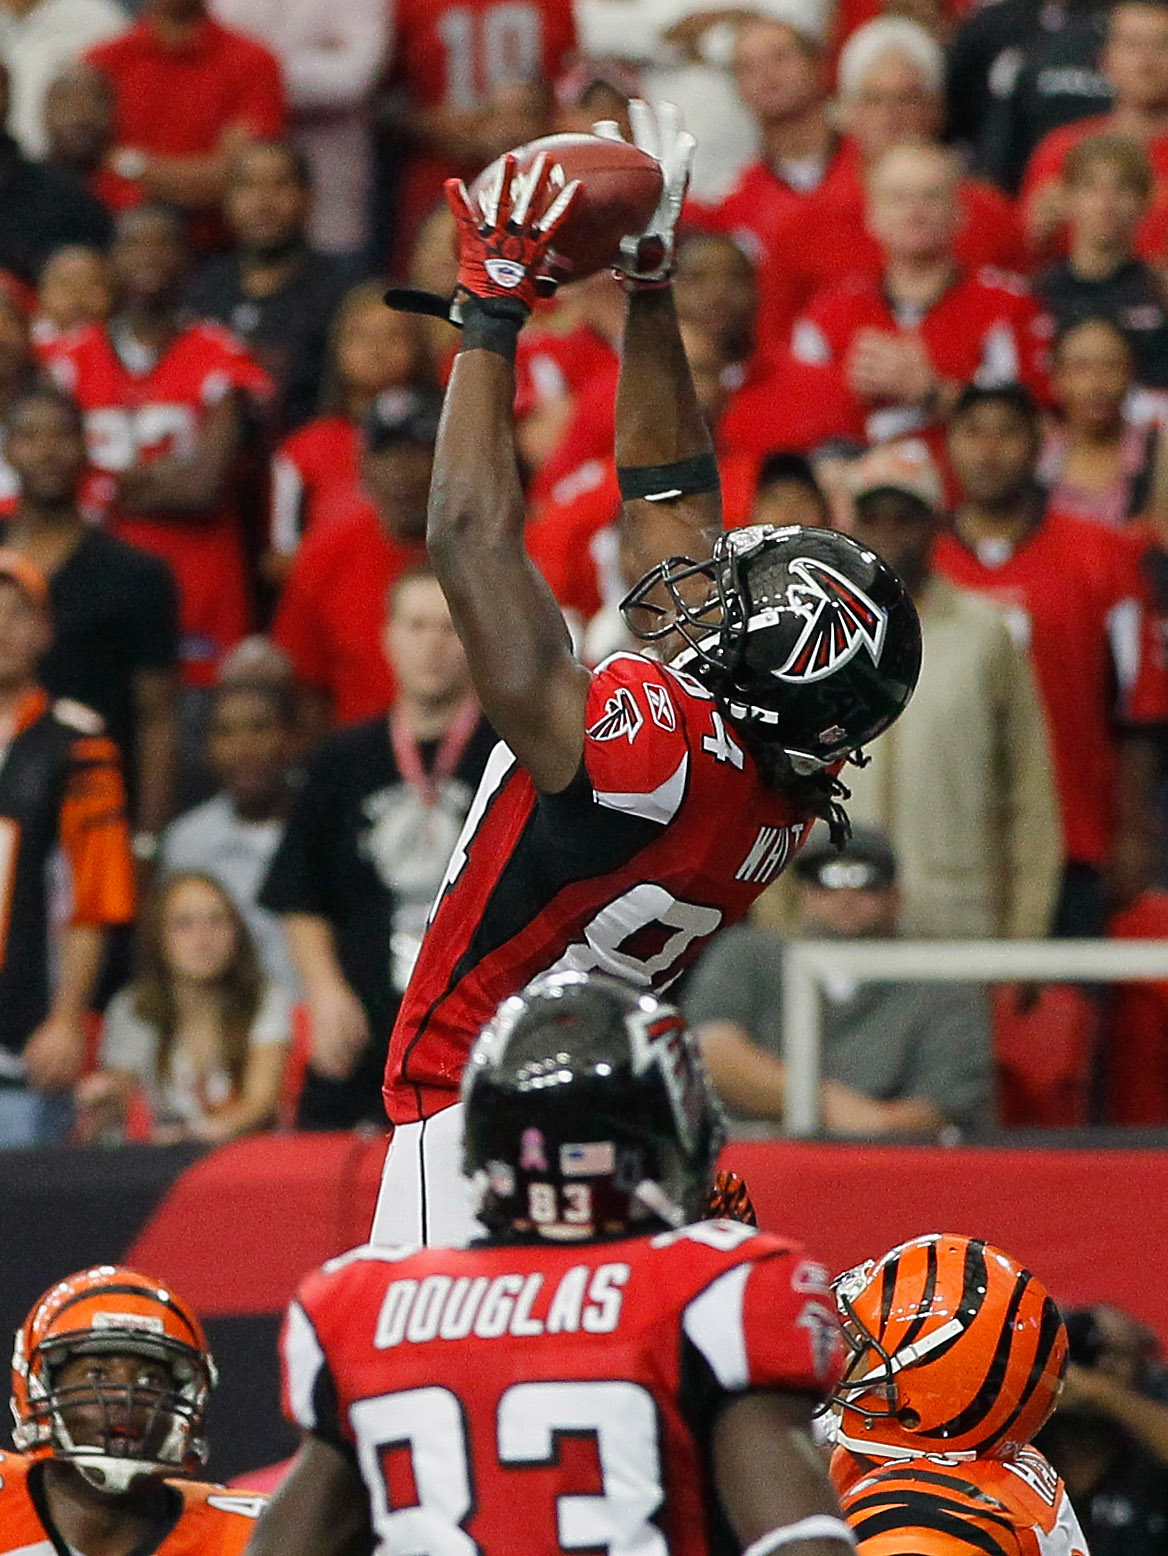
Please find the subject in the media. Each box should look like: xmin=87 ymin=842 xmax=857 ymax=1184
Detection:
xmin=282 ymin=1300 xmax=326 ymax=1431
xmin=594 ymin=753 xmax=688 ymax=827
xmin=682 ymin=1263 xmax=751 ymax=1390
xmin=5 ymin=1541 xmax=55 ymax=1556
xmin=322 ymin=1243 xmax=420 ymax=1274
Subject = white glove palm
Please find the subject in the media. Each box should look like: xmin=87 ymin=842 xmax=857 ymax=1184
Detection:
xmin=593 ymin=99 xmax=696 ymax=284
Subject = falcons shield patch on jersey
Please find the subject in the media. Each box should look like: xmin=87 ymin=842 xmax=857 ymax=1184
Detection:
xmin=587 ymin=687 xmax=644 ymax=744
xmin=772 ymin=559 xmax=887 ymax=684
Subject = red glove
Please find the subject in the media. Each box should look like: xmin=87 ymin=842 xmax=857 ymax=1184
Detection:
xmin=444 ymin=152 xmax=580 ymax=318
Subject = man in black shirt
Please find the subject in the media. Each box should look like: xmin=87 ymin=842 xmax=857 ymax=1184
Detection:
xmin=184 ymin=139 xmax=349 ymax=434
xmin=1 ymin=382 xmax=180 ymax=851
xmin=261 ymin=567 xmax=493 ymax=1128
xmin=0 ymin=60 xmax=111 ymax=285
xmin=976 ymin=2 xmax=1111 ymax=192
xmin=1036 ymin=132 xmax=1168 ymax=387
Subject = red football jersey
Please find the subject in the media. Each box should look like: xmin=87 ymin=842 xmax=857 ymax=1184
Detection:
xmin=45 ymin=322 xmax=271 ymax=687
xmin=270 ymin=414 xmax=361 ymax=556
xmin=386 ymin=652 xmax=817 ymax=1124
xmin=790 ymin=269 xmax=1052 ymax=447
xmin=283 ymin=1222 xmax=843 ymax=1556
xmin=934 ymin=512 xmax=1168 ymax=867
xmin=271 ymin=498 xmax=427 ymax=723
xmin=699 ymin=143 xmax=860 ymax=361
xmin=0 ymin=1449 xmax=265 ymax=1556
xmin=388 ymin=0 xmax=577 ymax=259
xmin=771 ymin=175 xmax=1030 ymax=327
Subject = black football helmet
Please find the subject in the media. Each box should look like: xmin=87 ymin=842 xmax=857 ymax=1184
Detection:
xmin=462 ymin=971 xmax=726 ymax=1243
xmin=621 ymin=525 xmax=922 ymax=768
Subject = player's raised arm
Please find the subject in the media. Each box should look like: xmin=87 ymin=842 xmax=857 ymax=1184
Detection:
xmin=602 ymin=102 xmax=723 ymax=581
xmin=396 ymin=158 xmax=591 ymax=795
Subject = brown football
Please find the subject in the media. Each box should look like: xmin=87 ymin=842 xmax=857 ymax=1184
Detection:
xmin=467 ymin=133 xmax=663 ymax=281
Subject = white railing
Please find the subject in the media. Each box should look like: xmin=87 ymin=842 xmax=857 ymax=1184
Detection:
xmin=780 ymin=938 xmax=1168 ymax=1135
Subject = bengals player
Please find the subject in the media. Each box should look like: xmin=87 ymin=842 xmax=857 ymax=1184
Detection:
xmin=247 ymin=971 xmax=854 ymax=1556
xmin=827 ymin=1234 xmax=1089 ymax=1555
xmin=373 ymin=102 xmax=922 ymax=1246
xmin=5 ymin=1265 xmax=265 ymax=1556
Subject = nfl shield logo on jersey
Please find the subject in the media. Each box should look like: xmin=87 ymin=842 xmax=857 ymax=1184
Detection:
xmin=774 ymin=559 xmax=887 ymax=684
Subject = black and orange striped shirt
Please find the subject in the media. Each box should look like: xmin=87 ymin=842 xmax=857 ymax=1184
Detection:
xmin=835 ymin=1446 xmax=1090 ymax=1556
xmin=0 ymin=689 xmax=135 ymax=1058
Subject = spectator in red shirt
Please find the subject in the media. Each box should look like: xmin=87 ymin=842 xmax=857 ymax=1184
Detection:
xmin=767 ymin=18 xmax=1028 ymax=327
xmin=44 ymin=204 xmax=272 ymax=703
xmin=271 ymin=389 xmax=437 ymax=727
xmin=935 ymin=383 xmax=1168 ymax=932
xmin=1021 ymin=0 xmax=1168 ymax=262
xmin=700 ymin=15 xmax=847 ymax=359
xmin=85 ymin=0 xmax=286 ymax=250
xmin=790 ymin=143 xmax=1051 ymax=447
xmin=267 ymin=282 xmax=435 ymax=585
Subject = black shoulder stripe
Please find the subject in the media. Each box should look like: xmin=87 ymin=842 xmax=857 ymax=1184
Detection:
xmin=891 ymin=1468 xmax=1009 ymax=1509
xmin=847 ymin=1489 xmax=1014 ymax=1533
xmin=850 ymin=1495 xmax=1013 ymax=1555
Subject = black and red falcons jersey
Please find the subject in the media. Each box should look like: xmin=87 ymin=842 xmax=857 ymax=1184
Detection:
xmin=282 ymin=1221 xmax=844 ymax=1556
xmin=385 ymin=652 xmax=817 ymax=1124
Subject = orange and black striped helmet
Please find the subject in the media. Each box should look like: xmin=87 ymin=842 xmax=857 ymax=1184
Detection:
xmin=830 ymin=1234 xmax=1067 ymax=1461
xmin=11 ymin=1265 xmax=215 ymax=1494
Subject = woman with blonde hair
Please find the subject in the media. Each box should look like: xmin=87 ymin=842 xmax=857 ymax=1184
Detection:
xmin=78 ymin=871 xmax=291 ymax=1142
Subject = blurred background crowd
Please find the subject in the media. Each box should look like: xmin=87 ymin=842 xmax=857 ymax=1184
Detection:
xmin=5 ymin=0 xmax=1168 ymax=1157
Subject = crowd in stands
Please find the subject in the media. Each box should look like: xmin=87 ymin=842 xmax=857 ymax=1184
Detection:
xmin=5 ymin=0 xmax=1168 ymax=1147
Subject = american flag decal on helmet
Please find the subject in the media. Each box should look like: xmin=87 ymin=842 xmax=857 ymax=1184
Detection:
xmin=773 ymin=558 xmax=888 ymax=683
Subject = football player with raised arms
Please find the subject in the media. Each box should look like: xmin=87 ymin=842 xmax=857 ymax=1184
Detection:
xmin=827 ymin=1233 xmax=1090 ymax=1555
xmin=372 ymin=102 xmax=922 ymax=1247
xmin=3 ymin=1265 xmax=265 ymax=1556
xmin=246 ymin=970 xmax=856 ymax=1556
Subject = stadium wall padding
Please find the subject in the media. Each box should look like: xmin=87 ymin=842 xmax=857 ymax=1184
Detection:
xmin=1 ymin=1132 xmax=1163 ymax=1481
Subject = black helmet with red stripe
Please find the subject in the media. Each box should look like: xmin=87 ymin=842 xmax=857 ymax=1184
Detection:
xmin=621 ymin=526 xmax=921 ymax=769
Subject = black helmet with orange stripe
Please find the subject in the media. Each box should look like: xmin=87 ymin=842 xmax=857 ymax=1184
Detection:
xmin=829 ymin=1234 xmax=1067 ymax=1462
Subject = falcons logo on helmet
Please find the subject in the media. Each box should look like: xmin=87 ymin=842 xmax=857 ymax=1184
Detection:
xmin=772 ymin=558 xmax=887 ymax=684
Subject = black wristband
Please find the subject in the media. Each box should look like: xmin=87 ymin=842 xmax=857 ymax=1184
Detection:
xmin=617 ymin=452 xmax=721 ymax=504
xmin=459 ymin=296 xmax=528 ymax=361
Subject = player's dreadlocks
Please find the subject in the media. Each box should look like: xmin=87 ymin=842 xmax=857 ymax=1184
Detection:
xmin=745 ymin=737 xmax=855 ymax=849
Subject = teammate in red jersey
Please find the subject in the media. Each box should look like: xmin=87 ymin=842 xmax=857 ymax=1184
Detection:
xmin=44 ymin=205 xmax=271 ymax=691
xmin=375 ymin=102 xmax=921 ymax=1246
xmin=825 ymin=1233 xmax=1087 ymax=1555
xmin=246 ymin=972 xmax=854 ymax=1556
xmin=5 ymin=1264 xmax=265 ymax=1556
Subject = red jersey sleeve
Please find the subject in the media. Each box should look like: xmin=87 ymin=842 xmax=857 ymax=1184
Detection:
xmin=230 ymin=41 xmax=286 ymax=137
xmin=280 ymin=1254 xmax=374 ymax=1448
xmin=197 ymin=328 xmax=274 ymax=406
xmin=581 ymin=654 xmax=693 ymax=824
xmin=1105 ymin=532 xmax=1168 ymax=728
xmin=680 ymin=1231 xmax=844 ymax=1398
xmin=271 ymin=541 xmax=330 ymax=691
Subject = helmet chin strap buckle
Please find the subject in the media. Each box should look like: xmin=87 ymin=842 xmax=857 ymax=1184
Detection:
xmin=71 ymin=1451 xmax=163 ymax=1495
